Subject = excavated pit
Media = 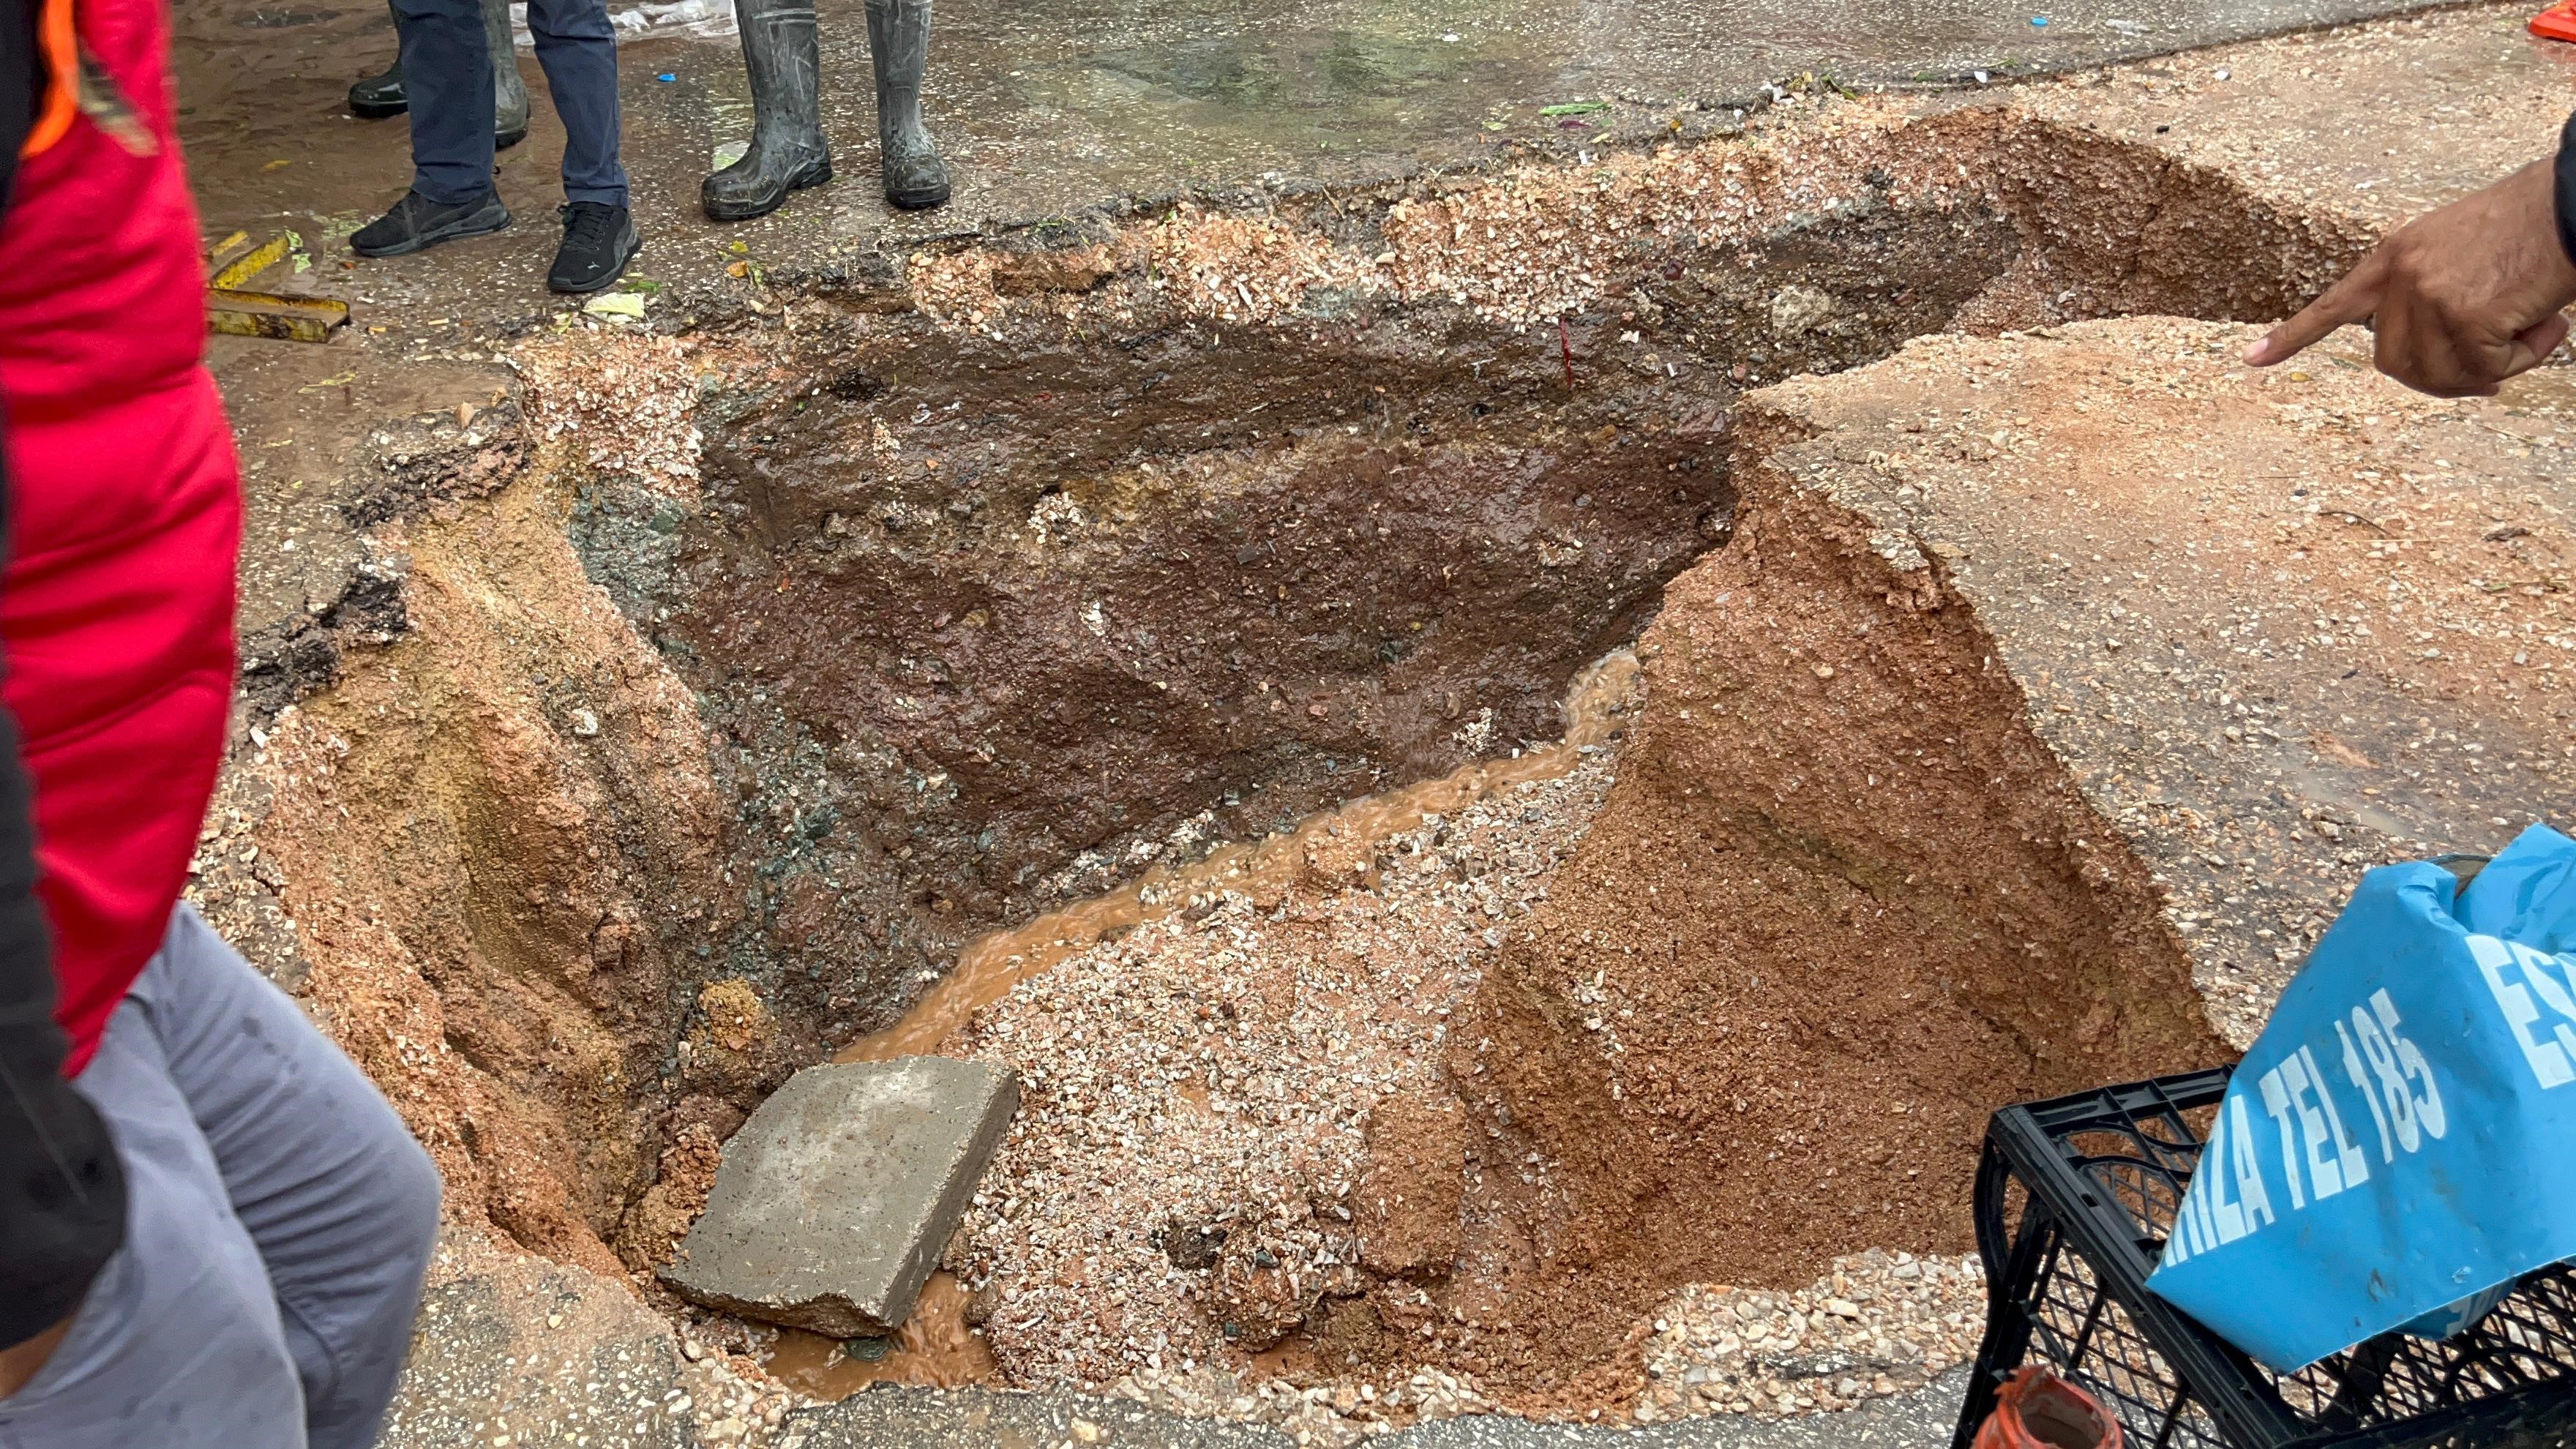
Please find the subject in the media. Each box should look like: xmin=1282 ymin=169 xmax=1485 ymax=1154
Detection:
xmin=236 ymin=97 xmax=2366 ymax=1420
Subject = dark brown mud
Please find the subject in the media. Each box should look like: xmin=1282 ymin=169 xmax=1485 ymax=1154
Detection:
xmin=570 ymin=163 xmax=2032 ymax=1096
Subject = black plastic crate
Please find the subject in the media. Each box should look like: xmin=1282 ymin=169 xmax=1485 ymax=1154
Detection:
xmin=1951 ymin=1068 xmax=2576 ymax=1448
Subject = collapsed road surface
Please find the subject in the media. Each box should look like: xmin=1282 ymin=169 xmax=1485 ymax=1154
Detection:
xmin=168 ymin=1 xmax=2576 ymax=1445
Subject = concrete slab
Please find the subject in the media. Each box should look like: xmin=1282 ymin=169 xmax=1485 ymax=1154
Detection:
xmin=1729 ymin=317 xmax=2576 ymax=1046
xmin=662 ymin=1057 xmax=1019 ymax=1336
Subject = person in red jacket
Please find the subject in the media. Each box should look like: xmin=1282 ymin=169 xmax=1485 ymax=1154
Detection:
xmin=0 ymin=0 xmax=442 ymax=1441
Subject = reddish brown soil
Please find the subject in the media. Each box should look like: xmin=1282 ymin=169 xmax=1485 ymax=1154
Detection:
xmin=1358 ymin=1089 xmax=1472 ymax=1281
xmin=1447 ymin=416 xmax=2231 ymax=1396
xmin=244 ymin=435 xmax=757 ymax=1276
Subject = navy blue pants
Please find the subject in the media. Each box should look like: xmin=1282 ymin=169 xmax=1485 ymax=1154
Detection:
xmin=393 ymin=0 xmax=628 ymax=207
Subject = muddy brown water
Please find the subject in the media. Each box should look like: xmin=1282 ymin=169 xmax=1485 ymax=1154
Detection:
xmin=835 ymin=648 xmax=1640 ymax=1068
xmin=760 ymin=1272 xmax=997 ymax=1396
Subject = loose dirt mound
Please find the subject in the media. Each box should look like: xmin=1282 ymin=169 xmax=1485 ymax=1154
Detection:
xmin=1460 ymin=422 xmax=2232 ymax=1382
xmin=945 ymin=762 xmax=1620 ymax=1396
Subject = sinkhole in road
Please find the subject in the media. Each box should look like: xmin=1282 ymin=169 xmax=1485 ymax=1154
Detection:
xmin=255 ymin=102 xmax=2334 ymax=1419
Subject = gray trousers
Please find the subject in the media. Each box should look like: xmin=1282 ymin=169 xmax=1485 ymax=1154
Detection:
xmin=0 ymin=905 xmax=442 ymax=1448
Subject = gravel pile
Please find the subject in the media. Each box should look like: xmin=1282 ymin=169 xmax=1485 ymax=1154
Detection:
xmin=511 ymin=331 xmax=705 ymax=487
xmin=944 ymin=762 xmax=1621 ymax=1390
xmin=1112 ymin=1362 xmax=1501 ymax=1446
xmin=1093 ymin=1249 xmax=1988 ymax=1442
xmin=1633 ymin=1251 xmax=1987 ymax=1424
xmin=674 ymin=1334 xmax=801 ymax=1445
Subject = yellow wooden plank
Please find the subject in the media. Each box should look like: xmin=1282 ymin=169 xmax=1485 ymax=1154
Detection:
xmin=209 ymin=234 xmax=292 ymax=291
xmin=207 ymin=290 xmax=348 ymax=345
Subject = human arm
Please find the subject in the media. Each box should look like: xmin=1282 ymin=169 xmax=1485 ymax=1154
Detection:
xmin=2245 ymin=115 xmax=2576 ymax=397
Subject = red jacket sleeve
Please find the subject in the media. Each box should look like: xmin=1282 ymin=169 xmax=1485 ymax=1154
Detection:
xmin=0 ymin=0 xmax=132 ymax=1355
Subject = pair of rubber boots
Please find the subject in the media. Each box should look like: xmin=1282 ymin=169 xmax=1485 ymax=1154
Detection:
xmin=702 ymin=0 xmax=948 ymax=220
xmin=348 ymin=0 xmax=530 ymax=148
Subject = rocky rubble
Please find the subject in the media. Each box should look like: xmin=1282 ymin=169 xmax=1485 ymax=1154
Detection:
xmin=1634 ymin=1251 xmax=1986 ymax=1423
xmin=1089 ymin=1251 xmax=1985 ymax=1442
xmin=1112 ymin=1363 xmax=1500 ymax=1447
xmin=946 ymin=762 xmax=1622 ymax=1389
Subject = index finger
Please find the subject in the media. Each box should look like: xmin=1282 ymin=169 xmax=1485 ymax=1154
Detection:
xmin=2246 ymin=261 xmax=2386 ymax=367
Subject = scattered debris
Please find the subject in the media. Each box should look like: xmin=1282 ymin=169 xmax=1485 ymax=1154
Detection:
xmin=206 ymin=230 xmax=347 ymax=344
xmin=950 ymin=761 xmax=1621 ymax=1393
xmin=1635 ymin=1252 xmax=1988 ymax=1422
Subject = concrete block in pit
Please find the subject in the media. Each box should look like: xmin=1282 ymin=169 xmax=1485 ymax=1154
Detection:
xmin=661 ymin=1056 xmax=1017 ymax=1337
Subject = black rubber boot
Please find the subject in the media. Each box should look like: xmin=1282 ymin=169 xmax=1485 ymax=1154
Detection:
xmin=349 ymin=62 xmax=407 ymax=118
xmin=350 ymin=0 xmax=525 ymax=149
xmin=487 ymin=0 xmax=530 ymax=149
xmin=351 ymin=190 xmax=512 ymax=257
xmin=866 ymin=0 xmax=948 ymax=209
xmin=349 ymin=33 xmax=406 ymax=120
xmin=700 ymin=0 xmax=831 ymax=222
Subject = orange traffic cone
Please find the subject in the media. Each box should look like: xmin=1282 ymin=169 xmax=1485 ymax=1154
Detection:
xmin=2533 ymin=1 xmax=2576 ymax=42
xmin=1973 ymin=1366 xmax=2124 ymax=1449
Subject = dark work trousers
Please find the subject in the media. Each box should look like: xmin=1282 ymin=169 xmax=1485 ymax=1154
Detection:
xmin=392 ymin=0 xmax=629 ymax=206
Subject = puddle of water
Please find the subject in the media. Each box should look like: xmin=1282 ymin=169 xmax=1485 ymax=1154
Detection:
xmin=990 ymin=13 xmax=1576 ymax=184
xmin=837 ymin=645 xmax=1640 ymax=1066
xmin=760 ymin=1271 xmax=995 ymax=1397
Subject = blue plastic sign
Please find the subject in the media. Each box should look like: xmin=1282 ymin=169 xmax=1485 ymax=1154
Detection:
xmin=2144 ymin=823 xmax=2576 ymax=1372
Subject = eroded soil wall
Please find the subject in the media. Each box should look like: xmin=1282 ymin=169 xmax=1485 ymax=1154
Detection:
xmin=1455 ymin=417 xmax=2229 ymax=1389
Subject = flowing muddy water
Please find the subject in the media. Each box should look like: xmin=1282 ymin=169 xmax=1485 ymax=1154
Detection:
xmin=757 ymin=1273 xmax=996 ymax=1397
xmin=752 ymin=648 xmax=1645 ymax=1400
xmin=834 ymin=648 xmax=1642 ymax=1070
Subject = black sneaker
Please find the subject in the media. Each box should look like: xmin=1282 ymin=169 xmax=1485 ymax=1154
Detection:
xmin=350 ymin=190 xmax=510 ymax=258
xmin=548 ymin=202 xmax=640 ymax=295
